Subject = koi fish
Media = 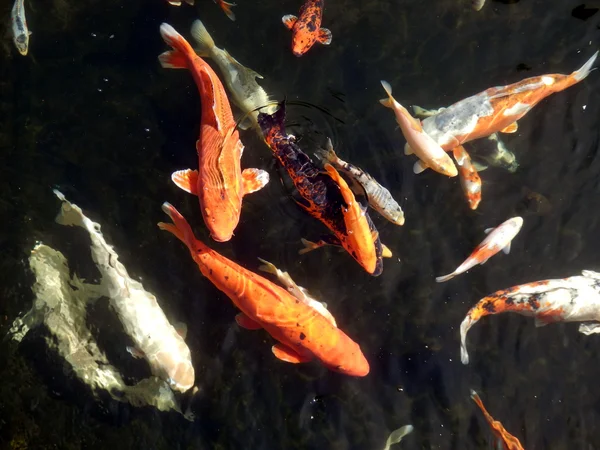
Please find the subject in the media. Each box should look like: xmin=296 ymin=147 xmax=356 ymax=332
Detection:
xmin=460 ymin=270 xmax=600 ymax=364
xmin=190 ymin=19 xmax=275 ymax=131
xmin=471 ymin=0 xmax=486 ymax=11
xmin=299 ymin=237 xmax=393 ymax=258
xmin=11 ymin=0 xmax=30 ymax=56
xmin=469 ymin=133 xmax=519 ymax=173
xmin=159 ymin=203 xmax=370 ymax=376
xmin=282 ymin=0 xmax=332 ymax=57
xmin=158 ymin=23 xmax=269 ymax=242
xmin=257 ymin=258 xmax=336 ymax=326
xmin=453 ymin=145 xmax=482 ymax=210
xmin=470 ymin=390 xmax=524 ymax=450
xmin=53 ymin=190 xmax=195 ymax=393
xmin=258 ymin=102 xmax=386 ymax=276
xmin=315 ymin=138 xmax=405 ymax=225
xmin=215 ymin=0 xmax=236 ymax=20
xmin=436 ymin=217 xmax=523 ymax=283
xmin=379 ymin=81 xmax=458 ymax=177
xmin=382 ymin=425 xmax=414 ymax=450
xmin=416 ymin=51 xmax=599 ymax=151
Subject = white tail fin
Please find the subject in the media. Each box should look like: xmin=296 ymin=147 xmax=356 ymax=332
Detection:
xmin=379 ymin=80 xmax=394 ymax=108
xmin=573 ymin=50 xmax=599 ymax=82
xmin=190 ymin=19 xmax=215 ymax=57
xmin=435 ymin=272 xmax=456 ymax=283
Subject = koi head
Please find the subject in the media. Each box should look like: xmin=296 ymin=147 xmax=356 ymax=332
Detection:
xmin=14 ymin=32 xmax=29 ymax=56
xmin=327 ymin=347 xmax=370 ymax=377
xmin=154 ymin=350 xmax=195 ymax=393
xmin=203 ymin=205 xmax=238 ymax=242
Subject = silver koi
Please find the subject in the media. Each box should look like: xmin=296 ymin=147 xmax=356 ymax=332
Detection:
xmin=11 ymin=0 xmax=31 ymax=56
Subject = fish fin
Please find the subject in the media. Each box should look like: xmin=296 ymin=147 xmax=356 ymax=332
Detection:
xmin=534 ymin=317 xmax=550 ymax=327
xmin=159 ymin=202 xmax=208 ymax=253
xmin=315 ymin=138 xmax=338 ymax=163
xmin=480 ymin=258 xmax=489 ymax=265
xmin=158 ymin=50 xmax=188 ymax=69
xmin=167 ymin=0 xmax=182 ymax=5
xmin=404 ymin=143 xmax=414 ymax=155
xmin=190 ymin=20 xmax=215 ymax=57
xmin=272 ymin=344 xmax=312 ymax=363
xmin=317 ymin=28 xmax=332 ymax=45
xmin=237 ymin=115 xmax=253 ymax=130
xmin=499 ymin=122 xmax=518 ymax=133
xmin=435 ymin=273 xmax=455 ymax=283
xmin=384 ymin=425 xmax=414 ymax=450
xmin=472 ymin=161 xmax=489 ymax=171
xmin=572 ymin=50 xmax=599 ymax=82
xmin=171 ymin=169 xmax=199 ymax=195
xmin=502 ymin=242 xmax=511 ymax=255
xmin=216 ymin=0 xmax=236 ymax=21
xmin=484 ymin=227 xmax=494 ymax=234
xmin=282 ymin=14 xmax=298 ymax=30
xmin=298 ymin=238 xmax=322 ymax=255
xmin=379 ymin=80 xmax=394 ymax=108
xmin=127 ymin=346 xmax=145 ymax=359
xmin=157 ymin=222 xmax=185 ymax=243
xmin=382 ymin=244 xmax=392 ymax=258
xmin=174 ymin=322 xmax=188 ymax=339
xmin=413 ymin=160 xmax=428 ymax=174
xmin=235 ymin=313 xmax=262 ymax=330
xmin=578 ymin=322 xmax=600 ymax=335
xmin=257 ymin=257 xmax=278 ymax=275
xmin=241 ymin=168 xmax=270 ymax=195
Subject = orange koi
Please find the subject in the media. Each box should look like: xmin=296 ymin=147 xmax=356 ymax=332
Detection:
xmin=159 ymin=203 xmax=370 ymax=376
xmin=258 ymin=103 xmax=385 ymax=276
xmin=470 ymin=390 xmax=525 ymax=450
xmin=460 ymin=270 xmax=600 ymax=364
xmin=452 ymin=145 xmax=482 ymax=210
xmin=419 ymin=51 xmax=598 ymax=150
xmin=158 ymin=23 xmax=269 ymax=242
xmin=282 ymin=0 xmax=332 ymax=57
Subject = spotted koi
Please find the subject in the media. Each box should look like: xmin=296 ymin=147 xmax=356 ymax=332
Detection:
xmin=282 ymin=0 xmax=332 ymax=57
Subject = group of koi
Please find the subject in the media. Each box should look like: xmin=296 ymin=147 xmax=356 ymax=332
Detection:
xmin=10 ymin=0 xmax=600 ymax=446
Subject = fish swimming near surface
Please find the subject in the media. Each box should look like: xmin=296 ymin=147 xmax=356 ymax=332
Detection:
xmin=315 ymin=138 xmax=405 ymax=225
xmin=282 ymin=0 xmax=332 ymax=57
xmin=470 ymin=390 xmax=524 ymax=450
xmin=379 ymin=80 xmax=458 ymax=177
xmin=258 ymin=102 xmax=386 ymax=276
xmin=158 ymin=23 xmax=269 ymax=242
xmin=53 ymin=190 xmax=195 ymax=393
xmin=436 ymin=217 xmax=523 ymax=283
xmin=452 ymin=145 xmax=482 ymax=210
xmin=460 ymin=270 xmax=600 ymax=364
xmin=414 ymin=51 xmax=599 ymax=151
xmin=190 ymin=19 xmax=275 ymax=131
xmin=159 ymin=202 xmax=370 ymax=376
xmin=11 ymin=0 xmax=31 ymax=56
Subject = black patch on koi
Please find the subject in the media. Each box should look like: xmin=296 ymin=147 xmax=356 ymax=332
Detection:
xmin=504 ymin=296 xmax=514 ymax=305
xmin=528 ymin=295 xmax=540 ymax=310
xmin=300 ymin=332 xmax=306 ymax=340
xmin=482 ymin=301 xmax=496 ymax=313
xmin=225 ymin=275 xmax=229 ymax=281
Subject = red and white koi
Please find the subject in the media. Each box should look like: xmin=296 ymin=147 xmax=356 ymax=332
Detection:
xmin=11 ymin=0 xmax=30 ymax=56
xmin=379 ymin=80 xmax=458 ymax=177
xmin=282 ymin=0 xmax=332 ymax=57
xmin=460 ymin=270 xmax=600 ymax=364
xmin=436 ymin=217 xmax=523 ymax=282
xmin=453 ymin=145 xmax=482 ymax=210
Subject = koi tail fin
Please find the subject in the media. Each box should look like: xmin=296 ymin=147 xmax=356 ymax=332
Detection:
xmin=460 ymin=314 xmax=478 ymax=365
xmin=379 ymin=80 xmax=394 ymax=108
xmin=158 ymin=203 xmax=209 ymax=254
xmin=435 ymin=272 xmax=456 ymax=283
xmin=257 ymin=257 xmax=278 ymax=275
xmin=314 ymin=138 xmax=339 ymax=164
xmin=298 ymin=238 xmax=322 ymax=255
xmin=190 ymin=19 xmax=216 ymax=57
xmin=158 ymin=23 xmax=194 ymax=69
xmin=53 ymin=190 xmax=86 ymax=228
xmin=572 ymin=50 xmax=599 ymax=82
xmin=215 ymin=0 xmax=236 ymax=21
xmin=257 ymin=101 xmax=287 ymax=138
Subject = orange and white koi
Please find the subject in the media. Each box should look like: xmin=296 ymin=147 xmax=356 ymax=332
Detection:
xmin=379 ymin=81 xmax=458 ymax=177
xmin=436 ymin=217 xmax=523 ymax=282
xmin=159 ymin=203 xmax=370 ymax=376
xmin=470 ymin=390 xmax=525 ymax=450
xmin=460 ymin=270 xmax=600 ymax=364
xmin=418 ymin=51 xmax=599 ymax=150
xmin=282 ymin=0 xmax=332 ymax=57
xmin=158 ymin=23 xmax=269 ymax=242
xmin=453 ymin=145 xmax=482 ymax=210
xmin=11 ymin=0 xmax=30 ymax=56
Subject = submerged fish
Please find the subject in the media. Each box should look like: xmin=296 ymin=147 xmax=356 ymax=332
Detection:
xmin=258 ymin=102 xmax=386 ymax=276
xmin=282 ymin=0 xmax=332 ymax=57
xmin=470 ymin=390 xmax=524 ymax=450
xmin=453 ymin=145 xmax=482 ymax=210
xmin=436 ymin=217 xmax=523 ymax=283
xmin=190 ymin=19 xmax=275 ymax=131
xmin=460 ymin=270 xmax=600 ymax=364
xmin=469 ymin=133 xmax=519 ymax=173
xmin=471 ymin=0 xmax=486 ymax=11
xmin=379 ymin=80 xmax=458 ymax=177
xmin=158 ymin=23 xmax=269 ymax=242
xmin=417 ymin=51 xmax=599 ymax=150
xmin=53 ymin=190 xmax=195 ymax=393
xmin=11 ymin=0 xmax=30 ymax=56
xmin=382 ymin=424 xmax=414 ymax=450
xmin=315 ymin=138 xmax=405 ymax=225
xmin=159 ymin=203 xmax=370 ymax=376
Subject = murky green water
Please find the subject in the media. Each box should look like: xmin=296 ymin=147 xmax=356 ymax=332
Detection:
xmin=1 ymin=0 xmax=600 ymax=448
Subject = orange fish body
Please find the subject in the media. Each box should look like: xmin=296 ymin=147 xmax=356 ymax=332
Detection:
xmin=420 ymin=51 xmax=598 ymax=150
xmin=158 ymin=23 xmax=269 ymax=242
xmin=282 ymin=0 xmax=332 ymax=57
xmin=470 ymin=390 xmax=525 ymax=450
xmin=452 ymin=145 xmax=481 ymax=210
xmin=159 ymin=203 xmax=369 ymax=376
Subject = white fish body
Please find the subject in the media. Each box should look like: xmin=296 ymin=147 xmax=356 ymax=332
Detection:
xmin=436 ymin=217 xmax=523 ymax=282
xmin=11 ymin=0 xmax=30 ymax=56
xmin=53 ymin=190 xmax=195 ymax=393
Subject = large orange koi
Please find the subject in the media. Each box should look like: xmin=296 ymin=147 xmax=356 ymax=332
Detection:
xmin=282 ymin=0 xmax=332 ymax=57
xmin=158 ymin=23 xmax=269 ymax=242
xmin=470 ymin=390 xmax=525 ymax=450
xmin=158 ymin=203 xmax=370 ymax=376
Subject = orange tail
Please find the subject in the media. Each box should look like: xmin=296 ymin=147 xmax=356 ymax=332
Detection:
xmin=470 ymin=390 xmax=525 ymax=450
xmin=158 ymin=23 xmax=196 ymax=69
xmin=216 ymin=0 xmax=236 ymax=21
xmin=158 ymin=202 xmax=209 ymax=255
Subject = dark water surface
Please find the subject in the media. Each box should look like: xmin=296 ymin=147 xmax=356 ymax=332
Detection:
xmin=1 ymin=0 xmax=600 ymax=448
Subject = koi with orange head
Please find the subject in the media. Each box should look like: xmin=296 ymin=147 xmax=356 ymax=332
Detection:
xmin=158 ymin=23 xmax=269 ymax=242
xmin=460 ymin=270 xmax=600 ymax=364
xmin=282 ymin=0 xmax=332 ymax=57
xmin=158 ymin=203 xmax=370 ymax=377
xmin=470 ymin=390 xmax=524 ymax=450
xmin=257 ymin=102 xmax=386 ymax=276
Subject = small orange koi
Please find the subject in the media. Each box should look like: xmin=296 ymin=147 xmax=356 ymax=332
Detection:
xmin=470 ymin=390 xmax=525 ymax=450
xmin=282 ymin=0 xmax=332 ymax=57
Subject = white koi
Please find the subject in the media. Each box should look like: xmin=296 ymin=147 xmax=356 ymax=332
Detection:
xmin=11 ymin=0 xmax=31 ymax=56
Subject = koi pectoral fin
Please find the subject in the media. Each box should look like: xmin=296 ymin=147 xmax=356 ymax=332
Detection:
xmin=317 ymin=28 xmax=332 ymax=45
xmin=241 ymin=168 xmax=270 ymax=195
xmin=272 ymin=344 xmax=312 ymax=363
xmin=172 ymin=169 xmax=199 ymax=195
xmin=381 ymin=244 xmax=392 ymax=258
xmin=502 ymin=242 xmax=511 ymax=255
xmin=282 ymin=14 xmax=298 ymax=30
xmin=127 ymin=346 xmax=145 ymax=359
xmin=235 ymin=313 xmax=263 ymax=330
xmin=413 ymin=160 xmax=429 ymax=174
xmin=499 ymin=122 xmax=518 ymax=133
xmin=579 ymin=323 xmax=600 ymax=335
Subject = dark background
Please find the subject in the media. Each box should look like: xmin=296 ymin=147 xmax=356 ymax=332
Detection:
xmin=1 ymin=0 xmax=599 ymax=448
